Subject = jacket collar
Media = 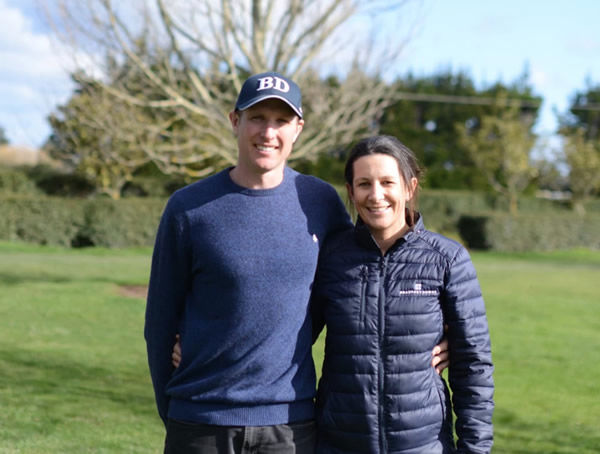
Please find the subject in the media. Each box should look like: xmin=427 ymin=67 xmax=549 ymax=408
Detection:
xmin=354 ymin=213 xmax=425 ymax=254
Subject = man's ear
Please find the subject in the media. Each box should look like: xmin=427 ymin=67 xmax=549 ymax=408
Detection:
xmin=293 ymin=118 xmax=304 ymax=143
xmin=229 ymin=110 xmax=240 ymax=135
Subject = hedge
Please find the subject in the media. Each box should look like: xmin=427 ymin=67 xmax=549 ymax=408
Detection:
xmin=419 ymin=190 xmax=497 ymax=234
xmin=77 ymin=198 xmax=164 ymax=248
xmin=0 ymin=168 xmax=40 ymax=196
xmin=0 ymin=196 xmax=166 ymax=248
xmin=458 ymin=212 xmax=600 ymax=252
xmin=416 ymin=190 xmax=586 ymax=237
xmin=1 ymin=192 xmax=598 ymax=251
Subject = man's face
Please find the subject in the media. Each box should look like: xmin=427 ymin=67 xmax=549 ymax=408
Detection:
xmin=229 ymin=99 xmax=304 ymax=179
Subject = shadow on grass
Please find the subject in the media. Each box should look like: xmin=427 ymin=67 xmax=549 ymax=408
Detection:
xmin=0 ymin=346 xmax=156 ymax=435
xmin=0 ymin=272 xmax=72 ymax=285
xmin=0 ymin=271 xmax=142 ymax=288
xmin=493 ymin=407 xmax=600 ymax=453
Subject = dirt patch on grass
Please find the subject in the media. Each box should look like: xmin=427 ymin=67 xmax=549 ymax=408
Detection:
xmin=117 ymin=285 xmax=148 ymax=300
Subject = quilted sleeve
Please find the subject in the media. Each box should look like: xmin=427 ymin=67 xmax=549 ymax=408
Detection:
xmin=443 ymin=246 xmax=494 ymax=454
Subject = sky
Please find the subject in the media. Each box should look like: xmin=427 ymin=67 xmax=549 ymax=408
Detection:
xmin=1 ymin=0 xmax=599 ymax=149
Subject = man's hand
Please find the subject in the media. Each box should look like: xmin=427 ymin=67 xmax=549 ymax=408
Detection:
xmin=172 ymin=334 xmax=182 ymax=368
xmin=431 ymin=336 xmax=449 ymax=375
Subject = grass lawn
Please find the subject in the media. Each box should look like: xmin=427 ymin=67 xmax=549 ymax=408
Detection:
xmin=472 ymin=250 xmax=600 ymax=453
xmin=1 ymin=242 xmax=599 ymax=453
xmin=0 ymin=243 xmax=161 ymax=453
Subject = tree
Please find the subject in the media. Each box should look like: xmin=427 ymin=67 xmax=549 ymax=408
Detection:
xmin=563 ymin=80 xmax=600 ymax=140
xmin=380 ymin=71 xmax=485 ymax=189
xmin=46 ymin=72 xmax=156 ymax=199
xmin=562 ymin=129 xmax=600 ymax=214
xmin=379 ymin=69 xmax=541 ymax=190
xmin=40 ymin=0 xmax=417 ymax=179
xmin=45 ymin=45 xmax=222 ymax=198
xmin=457 ymin=100 xmax=538 ymax=214
xmin=557 ymin=80 xmax=600 ymax=212
xmin=533 ymin=155 xmax=568 ymax=193
xmin=0 ymin=126 xmax=8 ymax=145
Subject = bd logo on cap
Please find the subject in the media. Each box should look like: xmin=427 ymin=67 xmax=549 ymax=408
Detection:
xmin=235 ymin=71 xmax=303 ymax=118
xmin=257 ymin=76 xmax=290 ymax=93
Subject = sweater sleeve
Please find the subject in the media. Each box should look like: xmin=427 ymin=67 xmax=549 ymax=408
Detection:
xmin=310 ymin=270 xmax=326 ymax=344
xmin=144 ymin=197 xmax=191 ymax=426
xmin=326 ymin=187 xmax=353 ymax=238
xmin=311 ymin=187 xmax=350 ymax=344
xmin=443 ymin=247 xmax=494 ymax=454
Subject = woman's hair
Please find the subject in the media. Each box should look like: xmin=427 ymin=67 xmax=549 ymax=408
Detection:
xmin=344 ymin=135 xmax=423 ymax=227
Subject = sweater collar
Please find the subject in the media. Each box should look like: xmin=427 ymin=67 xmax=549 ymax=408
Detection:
xmin=223 ymin=166 xmax=293 ymax=196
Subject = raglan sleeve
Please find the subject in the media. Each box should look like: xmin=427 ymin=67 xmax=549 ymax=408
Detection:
xmin=144 ymin=196 xmax=192 ymax=426
xmin=325 ymin=184 xmax=353 ymax=237
xmin=312 ymin=184 xmax=349 ymax=343
xmin=310 ymin=252 xmax=327 ymax=344
xmin=443 ymin=246 xmax=494 ymax=454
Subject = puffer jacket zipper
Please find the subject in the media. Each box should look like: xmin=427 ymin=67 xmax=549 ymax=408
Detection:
xmin=378 ymin=256 xmax=388 ymax=453
xmin=359 ymin=265 xmax=368 ymax=327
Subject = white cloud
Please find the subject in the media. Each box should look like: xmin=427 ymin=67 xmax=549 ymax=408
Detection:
xmin=0 ymin=0 xmax=32 ymax=41
xmin=0 ymin=1 xmax=71 ymax=77
xmin=0 ymin=0 xmax=74 ymax=146
xmin=1 ymin=48 xmax=70 ymax=79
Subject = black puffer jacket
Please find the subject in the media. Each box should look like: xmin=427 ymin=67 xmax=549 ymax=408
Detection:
xmin=312 ymin=216 xmax=494 ymax=454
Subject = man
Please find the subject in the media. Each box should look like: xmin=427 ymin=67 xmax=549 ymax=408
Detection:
xmin=145 ymin=72 xmax=448 ymax=453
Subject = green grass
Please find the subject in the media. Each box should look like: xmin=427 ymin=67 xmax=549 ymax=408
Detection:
xmin=470 ymin=250 xmax=600 ymax=453
xmin=0 ymin=242 xmax=162 ymax=453
xmin=1 ymin=242 xmax=599 ymax=453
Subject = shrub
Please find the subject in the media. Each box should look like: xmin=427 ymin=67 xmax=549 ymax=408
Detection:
xmin=29 ymin=166 xmax=96 ymax=197
xmin=2 ymin=191 xmax=597 ymax=251
xmin=458 ymin=212 xmax=600 ymax=252
xmin=78 ymin=198 xmax=165 ymax=248
xmin=419 ymin=190 xmax=496 ymax=234
xmin=0 ymin=196 xmax=85 ymax=246
xmin=0 ymin=168 xmax=40 ymax=195
xmin=122 ymin=175 xmax=189 ymax=198
xmin=582 ymin=198 xmax=600 ymax=213
xmin=0 ymin=196 xmax=165 ymax=248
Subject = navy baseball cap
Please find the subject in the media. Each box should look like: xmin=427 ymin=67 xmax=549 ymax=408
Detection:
xmin=235 ymin=72 xmax=303 ymax=118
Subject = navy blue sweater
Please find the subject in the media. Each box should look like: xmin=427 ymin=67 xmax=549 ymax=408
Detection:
xmin=145 ymin=167 xmax=351 ymax=426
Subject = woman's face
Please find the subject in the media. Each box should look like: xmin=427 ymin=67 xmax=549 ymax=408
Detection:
xmin=347 ymin=153 xmax=417 ymax=242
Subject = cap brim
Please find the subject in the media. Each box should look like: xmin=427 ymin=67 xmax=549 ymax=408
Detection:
xmin=236 ymin=95 xmax=303 ymax=118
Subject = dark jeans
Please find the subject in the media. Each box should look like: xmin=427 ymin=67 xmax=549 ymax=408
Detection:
xmin=164 ymin=419 xmax=316 ymax=454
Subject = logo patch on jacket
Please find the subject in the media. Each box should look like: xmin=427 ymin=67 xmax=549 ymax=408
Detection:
xmin=399 ymin=282 xmax=439 ymax=296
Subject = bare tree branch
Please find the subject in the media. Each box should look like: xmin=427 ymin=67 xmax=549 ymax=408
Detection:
xmin=41 ymin=0 xmax=421 ymax=194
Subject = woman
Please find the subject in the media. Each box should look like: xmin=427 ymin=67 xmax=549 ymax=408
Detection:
xmin=311 ymin=135 xmax=494 ymax=453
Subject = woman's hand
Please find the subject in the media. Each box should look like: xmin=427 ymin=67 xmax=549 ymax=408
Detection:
xmin=172 ymin=334 xmax=182 ymax=368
